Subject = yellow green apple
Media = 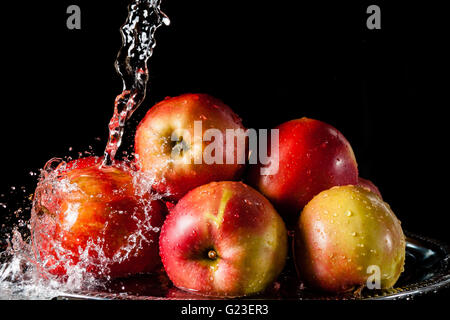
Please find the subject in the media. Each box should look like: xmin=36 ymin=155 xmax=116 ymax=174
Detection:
xmin=294 ymin=185 xmax=405 ymax=293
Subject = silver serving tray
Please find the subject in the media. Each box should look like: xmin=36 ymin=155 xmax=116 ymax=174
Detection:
xmin=53 ymin=231 xmax=450 ymax=300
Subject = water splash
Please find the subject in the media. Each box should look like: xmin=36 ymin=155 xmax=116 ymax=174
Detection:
xmin=0 ymin=1 xmax=171 ymax=300
xmin=0 ymin=154 xmax=169 ymax=299
xmin=103 ymin=0 xmax=170 ymax=166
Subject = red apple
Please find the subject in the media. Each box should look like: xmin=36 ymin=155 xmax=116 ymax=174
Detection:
xmin=357 ymin=177 xmax=382 ymax=198
xmin=248 ymin=117 xmax=358 ymax=226
xmin=159 ymin=181 xmax=288 ymax=297
xmin=294 ymin=185 xmax=405 ymax=293
xmin=31 ymin=157 xmax=167 ymax=279
xmin=135 ymin=93 xmax=247 ymax=201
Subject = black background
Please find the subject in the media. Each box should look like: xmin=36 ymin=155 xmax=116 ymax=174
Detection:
xmin=0 ymin=0 xmax=448 ymax=305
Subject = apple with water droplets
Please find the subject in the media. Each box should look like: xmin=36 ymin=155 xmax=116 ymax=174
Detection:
xmin=31 ymin=157 xmax=167 ymax=279
xmin=248 ymin=117 xmax=359 ymax=227
xmin=159 ymin=181 xmax=288 ymax=297
xmin=293 ymin=185 xmax=405 ymax=293
xmin=135 ymin=93 xmax=247 ymax=201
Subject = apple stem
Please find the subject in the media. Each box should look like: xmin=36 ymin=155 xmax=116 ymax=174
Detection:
xmin=208 ymin=250 xmax=218 ymax=260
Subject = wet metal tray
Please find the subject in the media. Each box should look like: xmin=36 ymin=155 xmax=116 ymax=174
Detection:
xmin=53 ymin=231 xmax=450 ymax=300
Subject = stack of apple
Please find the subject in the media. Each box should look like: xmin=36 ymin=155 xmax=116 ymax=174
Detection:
xmin=32 ymin=93 xmax=405 ymax=296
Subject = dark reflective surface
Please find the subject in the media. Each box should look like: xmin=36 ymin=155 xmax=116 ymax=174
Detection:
xmin=55 ymin=231 xmax=449 ymax=300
